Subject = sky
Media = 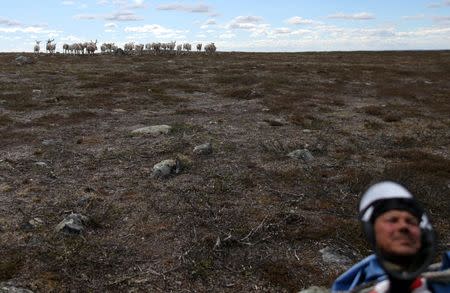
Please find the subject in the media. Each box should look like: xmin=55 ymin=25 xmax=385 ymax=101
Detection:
xmin=1 ymin=0 xmax=450 ymax=52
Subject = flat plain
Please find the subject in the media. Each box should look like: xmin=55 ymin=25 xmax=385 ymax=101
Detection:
xmin=0 ymin=51 xmax=449 ymax=292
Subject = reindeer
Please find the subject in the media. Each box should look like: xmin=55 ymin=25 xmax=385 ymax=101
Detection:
xmin=46 ymin=39 xmax=56 ymax=54
xmin=86 ymin=40 xmax=97 ymax=55
xmin=34 ymin=41 xmax=41 ymax=55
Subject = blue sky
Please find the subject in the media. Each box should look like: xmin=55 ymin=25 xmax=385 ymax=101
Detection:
xmin=1 ymin=0 xmax=449 ymax=52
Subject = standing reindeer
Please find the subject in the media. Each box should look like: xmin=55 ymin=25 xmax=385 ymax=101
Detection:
xmin=46 ymin=39 xmax=56 ymax=54
xmin=34 ymin=41 xmax=41 ymax=55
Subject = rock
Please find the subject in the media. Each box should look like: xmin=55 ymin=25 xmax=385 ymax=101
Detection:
xmin=193 ymin=143 xmax=213 ymax=155
xmin=288 ymin=149 xmax=314 ymax=162
xmin=263 ymin=118 xmax=287 ymax=126
xmin=15 ymin=56 xmax=33 ymax=66
xmin=34 ymin=162 xmax=47 ymax=167
xmin=131 ymin=125 xmax=172 ymax=136
xmin=20 ymin=218 xmax=44 ymax=231
xmin=0 ymin=283 xmax=34 ymax=293
xmin=55 ymin=213 xmax=89 ymax=234
xmin=319 ymin=246 xmax=352 ymax=267
xmin=152 ymin=159 xmax=181 ymax=178
xmin=298 ymin=286 xmax=329 ymax=293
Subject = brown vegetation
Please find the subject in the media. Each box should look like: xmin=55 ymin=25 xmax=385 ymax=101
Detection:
xmin=0 ymin=51 xmax=449 ymax=292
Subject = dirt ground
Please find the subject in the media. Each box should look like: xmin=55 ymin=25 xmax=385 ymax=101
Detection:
xmin=0 ymin=51 xmax=449 ymax=292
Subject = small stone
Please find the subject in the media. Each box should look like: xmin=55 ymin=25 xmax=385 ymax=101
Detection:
xmin=263 ymin=118 xmax=287 ymax=126
xmin=152 ymin=159 xmax=180 ymax=178
xmin=319 ymin=246 xmax=352 ymax=267
xmin=21 ymin=218 xmax=44 ymax=231
xmin=297 ymin=286 xmax=329 ymax=293
xmin=131 ymin=125 xmax=172 ymax=136
xmin=288 ymin=149 xmax=314 ymax=162
xmin=0 ymin=283 xmax=34 ymax=293
xmin=15 ymin=55 xmax=33 ymax=66
xmin=193 ymin=143 xmax=213 ymax=155
xmin=55 ymin=213 xmax=89 ymax=234
xmin=34 ymin=162 xmax=47 ymax=167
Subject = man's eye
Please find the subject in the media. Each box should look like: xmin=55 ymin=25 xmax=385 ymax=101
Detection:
xmin=407 ymin=219 xmax=419 ymax=226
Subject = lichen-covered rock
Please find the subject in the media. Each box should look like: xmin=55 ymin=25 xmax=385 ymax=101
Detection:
xmin=288 ymin=149 xmax=314 ymax=162
xmin=15 ymin=56 xmax=33 ymax=66
xmin=152 ymin=159 xmax=180 ymax=178
xmin=0 ymin=283 xmax=34 ymax=293
xmin=131 ymin=125 xmax=172 ymax=136
xmin=193 ymin=143 xmax=213 ymax=155
xmin=320 ymin=246 xmax=352 ymax=267
xmin=55 ymin=213 xmax=89 ymax=234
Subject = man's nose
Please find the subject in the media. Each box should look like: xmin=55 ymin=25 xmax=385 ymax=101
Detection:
xmin=397 ymin=220 xmax=413 ymax=232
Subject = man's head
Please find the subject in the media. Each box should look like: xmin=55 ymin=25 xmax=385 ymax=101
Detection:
xmin=359 ymin=181 xmax=431 ymax=257
xmin=359 ymin=181 xmax=436 ymax=280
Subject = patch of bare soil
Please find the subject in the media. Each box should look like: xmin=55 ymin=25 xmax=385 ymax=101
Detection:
xmin=0 ymin=51 xmax=449 ymax=292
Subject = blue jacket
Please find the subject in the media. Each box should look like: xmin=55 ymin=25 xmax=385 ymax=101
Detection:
xmin=332 ymin=251 xmax=450 ymax=292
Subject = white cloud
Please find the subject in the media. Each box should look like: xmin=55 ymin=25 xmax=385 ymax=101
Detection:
xmin=227 ymin=16 xmax=264 ymax=29
xmin=285 ymin=16 xmax=318 ymax=25
xmin=433 ymin=16 xmax=450 ymax=22
xmin=105 ymin=11 xmax=143 ymax=21
xmin=273 ymin=27 xmax=291 ymax=35
xmin=124 ymin=24 xmax=187 ymax=39
xmin=200 ymin=19 xmax=217 ymax=29
xmin=402 ymin=14 xmax=426 ymax=20
xmin=0 ymin=17 xmax=22 ymax=27
xmin=105 ymin=22 xmax=118 ymax=32
xmin=127 ymin=0 xmax=146 ymax=9
xmin=426 ymin=0 xmax=450 ymax=8
xmin=157 ymin=3 xmax=212 ymax=13
xmin=74 ymin=14 xmax=98 ymax=20
xmin=0 ymin=26 xmax=61 ymax=35
xmin=219 ymin=32 xmax=235 ymax=39
xmin=327 ymin=12 xmax=375 ymax=20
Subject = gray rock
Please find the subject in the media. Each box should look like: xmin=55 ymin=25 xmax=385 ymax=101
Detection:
xmin=34 ymin=162 xmax=47 ymax=167
xmin=319 ymin=246 xmax=352 ymax=267
xmin=288 ymin=149 xmax=314 ymax=161
xmin=131 ymin=125 xmax=172 ymax=136
xmin=298 ymin=286 xmax=329 ymax=293
xmin=15 ymin=56 xmax=33 ymax=66
xmin=55 ymin=213 xmax=89 ymax=234
xmin=193 ymin=143 xmax=213 ymax=155
xmin=263 ymin=118 xmax=287 ymax=126
xmin=21 ymin=217 xmax=44 ymax=231
xmin=0 ymin=283 xmax=34 ymax=293
xmin=152 ymin=159 xmax=180 ymax=178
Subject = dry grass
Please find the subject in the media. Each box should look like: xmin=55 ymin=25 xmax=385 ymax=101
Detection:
xmin=0 ymin=51 xmax=449 ymax=292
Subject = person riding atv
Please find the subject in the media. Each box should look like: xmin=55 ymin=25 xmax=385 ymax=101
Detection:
xmin=332 ymin=181 xmax=450 ymax=293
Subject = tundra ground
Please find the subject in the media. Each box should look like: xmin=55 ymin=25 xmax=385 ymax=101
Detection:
xmin=0 ymin=51 xmax=449 ymax=292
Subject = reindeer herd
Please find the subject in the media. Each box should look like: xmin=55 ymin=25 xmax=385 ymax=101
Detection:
xmin=33 ymin=39 xmax=217 ymax=56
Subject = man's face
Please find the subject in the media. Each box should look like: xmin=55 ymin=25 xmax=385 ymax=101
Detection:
xmin=374 ymin=210 xmax=421 ymax=256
